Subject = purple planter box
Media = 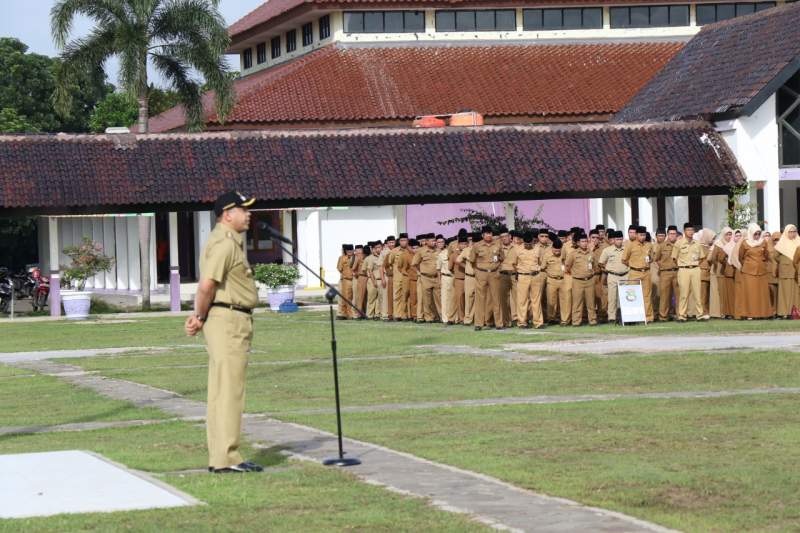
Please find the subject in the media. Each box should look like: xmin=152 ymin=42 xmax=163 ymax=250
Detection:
xmin=266 ymin=286 xmax=295 ymax=311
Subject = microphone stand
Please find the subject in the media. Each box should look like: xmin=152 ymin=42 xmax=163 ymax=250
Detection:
xmin=267 ymin=228 xmax=363 ymax=467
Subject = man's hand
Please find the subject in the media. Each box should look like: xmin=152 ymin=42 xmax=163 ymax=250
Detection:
xmin=381 ymin=279 xmax=387 ymax=288
xmin=185 ymin=315 xmax=204 ymax=336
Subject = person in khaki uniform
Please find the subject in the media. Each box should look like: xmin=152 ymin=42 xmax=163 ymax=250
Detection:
xmin=336 ymin=244 xmax=355 ymax=319
xmin=353 ymin=244 xmax=367 ymax=319
xmin=379 ymin=236 xmax=395 ymax=320
xmin=696 ymin=229 xmax=716 ymax=317
xmin=407 ymin=239 xmax=420 ymax=321
xmin=365 ymin=241 xmax=383 ymax=319
xmin=598 ymin=230 xmax=628 ymax=323
xmin=457 ymin=233 xmax=478 ymax=325
xmin=653 ymin=226 xmax=679 ymax=321
xmin=468 ymin=225 xmax=503 ymax=330
xmin=439 ymin=236 xmax=455 ymax=323
xmin=449 ymin=234 xmax=468 ymax=324
xmin=185 ymin=191 xmax=263 ymax=474
xmin=565 ymin=232 xmax=597 ymax=326
xmin=589 ymin=229 xmax=608 ymax=323
xmin=390 ymin=233 xmax=410 ymax=320
xmin=543 ymin=238 xmax=570 ymax=325
xmin=672 ymin=223 xmax=708 ymax=321
xmin=412 ymin=236 xmax=441 ymax=322
xmin=622 ymin=226 xmax=654 ymax=322
xmin=512 ymin=231 xmax=545 ymax=328
xmin=497 ymin=227 xmax=515 ymax=327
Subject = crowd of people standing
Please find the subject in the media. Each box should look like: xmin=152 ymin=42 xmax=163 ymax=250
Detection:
xmin=334 ymin=222 xmax=800 ymax=329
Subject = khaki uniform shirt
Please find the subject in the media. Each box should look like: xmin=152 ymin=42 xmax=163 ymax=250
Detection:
xmin=566 ymin=248 xmax=593 ymax=279
xmin=599 ymin=245 xmax=627 ymax=275
xmin=353 ymin=255 xmax=365 ymax=277
xmin=468 ymin=240 xmax=503 ymax=271
xmin=406 ymin=249 xmax=419 ymax=281
xmin=438 ymin=249 xmax=453 ymax=275
xmin=365 ymin=254 xmax=382 ymax=280
xmin=449 ymin=249 xmax=466 ymax=279
xmin=200 ymin=223 xmax=258 ymax=309
xmin=671 ymin=237 xmax=706 ymax=267
xmin=543 ymin=250 xmax=565 ymax=278
xmin=413 ymin=247 xmax=440 ymax=277
xmin=337 ymin=255 xmax=355 ymax=279
xmin=499 ymin=243 xmax=516 ymax=272
xmin=457 ymin=247 xmax=475 ymax=276
xmin=392 ymin=247 xmax=410 ymax=277
xmin=512 ymin=244 xmax=543 ymax=274
xmin=622 ymin=241 xmax=653 ymax=270
xmin=654 ymin=241 xmax=678 ymax=270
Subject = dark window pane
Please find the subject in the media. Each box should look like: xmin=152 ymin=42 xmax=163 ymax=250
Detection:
xmin=496 ymin=10 xmax=516 ymax=30
xmin=256 ymin=43 xmax=266 ymax=64
xmin=302 ymin=22 xmax=313 ymax=46
xmin=271 ymin=36 xmax=281 ymax=59
xmin=717 ymin=4 xmax=736 ymax=20
xmin=561 ymin=8 xmax=581 ymax=28
xmin=319 ymin=14 xmax=330 ymax=39
xmin=286 ymin=30 xmax=296 ymax=52
xmin=696 ymin=4 xmax=717 ymax=24
xmin=669 ymin=5 xmax=689 ymax=25
xmin=543 ymin=9 xmax=563 ymax=29
xmin=582 ymin=8 xmax=603 ymax=28
xmin=456 ymin=11 xmax=476 ymax=31
xmin=344 ymin=12 xmax=363 ymax=33
xmin=436 ymin=11 xmax=456 ymax=31
xmin=405 ymin=11 xmax=425 ymax=32
xmin=243 ymin=48 xmax=252 ymax=69
xmin=364 ymin=12 xmax=384 ymax=32
xmin=782 ymin=127 xmax=800 ymax=165
xmin=650 ymin=6 xmax=669 ymax=25
xmin=755 ymin=2 xmax=776 ymax=11
xmin=522 ymin=9 xmax=543 ymax=30
xmin=610 ymin=7 xmax=630 ymax=28
xmin=630 ymin=6 xmax=650 ymax=27
xmin=385 ymin=11 xmax=404 ymax=32
xmin=736 ymin=3 xmax=755 ymax=16
xmin=476 ymin=10 xmax=495 ymax=30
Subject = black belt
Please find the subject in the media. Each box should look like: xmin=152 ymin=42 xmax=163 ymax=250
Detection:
xmin=420 ymin=272 xmax=437 ymax=278
xmin=679 ymin=265 xmax=698 ymax=269
xmin=660 ymin=268 xmax=678 ymax=272
xmin=358 ymin=274 xmax=367 ymax=277
xmin=341 ymin=277 xmax=353 ymax=281
xmin=500 ymin=270 xmax=514 ymax=275
xmin=211 ymin=302 xmax=253 ymax=315
xmin=475 ymin=266 xmax=499 ymax=273
xmin=441 ymin=273 xmax=453 ymax=277
xmin=607 ymin=271 xmax=629 ymax=276
xmin=630 ymin=266 xmax=649 ymax=272
xmin=518 ymin=272 xmax=539 ymax=276
xmin=548 ymin=275 xmax=564 ymax=280
xmin=573 ymin=276 xmax=593 ymax=281
xmin=465 ymin=273 xmax=475 ymax=278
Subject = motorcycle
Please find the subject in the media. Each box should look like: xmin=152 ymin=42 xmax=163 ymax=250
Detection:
xmin=0 ymin=269 xmax=10 ymax=314
xmin=13 ymin=269 xmax=35 ymax=300
xmin=30 ymin=266 xmax=50 ymax=311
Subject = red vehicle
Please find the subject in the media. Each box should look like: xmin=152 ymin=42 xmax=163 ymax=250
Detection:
xmin=30 ymin=267 xmax=50 ymax=311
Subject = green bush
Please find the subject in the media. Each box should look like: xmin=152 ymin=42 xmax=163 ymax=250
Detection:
xmin=252 ymin=263 xmax=300 ymax=289
xmin=62 ymin=237 xmax=114 ymax=290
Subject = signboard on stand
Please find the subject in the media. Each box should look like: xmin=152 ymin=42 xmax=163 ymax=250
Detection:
xmin=617 ymin=280 xmax=647 ymax=325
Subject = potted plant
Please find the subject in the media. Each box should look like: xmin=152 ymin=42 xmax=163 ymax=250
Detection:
xmin=61 ymin=237 xmax=114 ymax=319
xmin=252 ymin=263 xmax=300 ymax=311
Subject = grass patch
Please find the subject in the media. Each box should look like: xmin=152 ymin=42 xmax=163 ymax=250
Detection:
xmin=290 ymin=395 xmax=800 ymax=532
xmin=0 ymin=422 xmax=486 ymax=532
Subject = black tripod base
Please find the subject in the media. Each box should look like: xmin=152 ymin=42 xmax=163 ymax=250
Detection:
xmin=323 ymin=456 xmax=362 ymax=467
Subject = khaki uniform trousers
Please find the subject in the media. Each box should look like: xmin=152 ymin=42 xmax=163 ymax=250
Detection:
xmin=338 ymin=278 xmax=353 ymax=318
xmin=356 ymin=275 xmax=368 ymax=317
xmin=420 ymin=274 xmax=438 ymax=322
xmin=474 ymin=269 xmax=502 ymax=327
xmin=393 ymin=275 xmax=408 ymax=319
xmin=441 ymin=274 xmax=454 ymax=323
xmin=367 ymin=278 xmax=382 ymax=318
xmin=453 ymin=277 xmax=465 ymax=323
xmin=517 ymin=273 xmax=545 ymax=327
xmin=701 ymin=280 xmax=711 ymax=316
xmin=464 ymin=274 xmax=476 ymax=325
xmin=544 ymin=276 xmax=569 ymax=324
xmin=628 ymin=269 xmax=654 ymax=321
xmin=408 ymin=278 xmax=418 ymax=320
xmin=606 ymin=273 xmax=627 ymax=321
xmin=658 ymin=270 xmax=678 ymax=320
xmin=677 ymin=267 xmax=703 ymax=319
xmin=498 ymin=272 xmax=513 ymax=327
xmin=382 ymin=275 xmax=393 ymax=319
xmin=571 ymin=277 xmax=597 ymax=326
xmin=205 ymin=307 xmax=252 ymax=468
xmin=510 ymin=275 xmax=518 ymax=322
xmin=433 ymin=280 xmax=442 ymax=320
xmin=594 ymin=274 xmax=608 ymax=321
xmin=416 ymin=277 xmax=423 ymax=321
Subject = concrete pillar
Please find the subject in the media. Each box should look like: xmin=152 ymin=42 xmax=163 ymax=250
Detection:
xmin=115 ymin=218 xmax=129 ymax=290
xmin=638 ymin=197 xmax=656 ymax=232
xmin=48 ymin=217 xmax=61 ymax=317
xmin=103 ymin=217 xmax=117 ymax=289
xmin=763 ymin=179 xmax=781 ymax=233
xmin=281 ymin=210 xmax=293 ymax=264
xmin=588 ymin=198 xmax=604 ymax=229
xmin=615 ymin=198 xmax=633 ymax=232
xmin=168 ymin=212 xmax=180 ymax=312
xmin=504 ymin=201 xmax=516 ymax=230
xmin=393 ymin=205 xmax=407 ymax=236
xmin=701 ymin=195 xmax=729 ymax=231
xmin=194 ymin=211 xmax=213 ymax=279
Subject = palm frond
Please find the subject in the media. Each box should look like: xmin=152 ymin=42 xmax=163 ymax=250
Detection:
xmin=51 ymin=0 xmax=127 ymax=49
xmin=151 ymin=0 xmax=230 ymax=54
xmin=150 ymin=52 xmax=203 ymax=130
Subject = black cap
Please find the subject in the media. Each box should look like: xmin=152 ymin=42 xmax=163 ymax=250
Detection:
xmin=595 ymin=224 xmax=606 ymax=230
xmin=498 ymin=225 xmax=509 ymax=235
xmin=637 ymin=225 xmax=647 ymax=234
xmin=471 ymin=231 xmax=481 ymax=241
xmin=386 ymin=235 xmax=396 ymax=242
xmin=480 ymin=225 xmax=492 ymax=234
xmin=522 ymin=231 xmax=534 ymax=243
xmin=458 ymin=228 xmax=468 ymax=236
xmin=656 ymin=227 xmax=666 ymax=235
xmin=645 ymin=232 xmax=652 ymax=242
xmin=409 ymin=239 xmax=419 ymax=247
xmin=532 ymin=228 xmax=540 ymax=237
xmin=363 ymin=245 xmax=371 ymax=255
xmin=589 ymin=229 xmax=599 ymax=236
xmin=570 ymin=226 xmax=581 ymax=234
xmin=458 ymin=234 xmax=468 ymax=243
xmin=628 ymin=224 xmax=637 ymax=231
xmin=415 ymin=234 xmax=425 ymax=240
xmin=446 ymin=236 xmax=456 ymax=244
xmin=548 ymin=231 xmax=557 ymax=241
xmin=552 ymin=238 xmax=563 ymax=250
xmin=355 ymin=244 xmax=363 ymax=250
xmin=576 ymin=232 xmax=588 ymax=240
xmin=214 ymin=191 xmax=255 ymax=217
xmin=667 ymin=225 xmax=678 ymax=232
xmin=436 ymin=234 xmax=444 ymax=240
xmin=426 ymin=233 xmax=436 ymax=239
xmin=557 ymin=230 xmax=568 ymax=237
xmin=342 ymin=244 xmax=354 ymax=251
xmin=398 ymin=233 xmax=409 ymax=239
xmin=606 ymin=228 xmax=615 ymax=234
xmin=683 ymin=222 xmax=694 ymax=230
xmin=510 ymin=229 xmax=521 ymax=238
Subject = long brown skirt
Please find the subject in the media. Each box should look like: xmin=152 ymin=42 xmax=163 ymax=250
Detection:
xmin=718 ymin=275 xmax=735 ymax=317
xmin=738 ymin=272 xmax=772 ymax=318
xmin=777 ymin=278 xmax=800 ymax=316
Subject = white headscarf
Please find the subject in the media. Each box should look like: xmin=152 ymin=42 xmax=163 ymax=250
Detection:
xmin=695 ymin=228 xmax=716 ymax=247
xmin=775 ymin=224 xmax=800 ymax=260
xmin=714 ymin=226 xmax=733 ymax=251
xmin=728 ymin=229 xmax=744 ymax=269
xmin=745 ymin=222 xmax=764 ymax=247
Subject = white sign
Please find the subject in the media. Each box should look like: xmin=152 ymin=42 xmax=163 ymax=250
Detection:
xmin=617 ymin=281 xmax=647 ymax=324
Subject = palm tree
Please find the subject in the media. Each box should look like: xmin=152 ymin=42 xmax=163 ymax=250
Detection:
xmin=51 ymin=0 xmax=235 ymax=309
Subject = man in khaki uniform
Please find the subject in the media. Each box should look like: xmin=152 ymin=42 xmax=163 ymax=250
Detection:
xmin=412 ymin=236 xmax=440 ymax=322
xmin=450 ymin=234 xmax=468 ymax=324
xmin=336 ymin=244 xmax=355 ymax=319
xmin=590 ymin=229 xmax=608 ymax=323
xmin=565 ymin=232 xmax=597 ymax=326
xmin=439 ymin=236 xmax=455 ymax=323
xmin=407 ymin=238 xmax=420 ymax=321
xmin=622 ymin=226 xmax=654 ymax=322
xmin=380 ymin=236 xmax=395 ymax=320
xmin=598 ymin=230 xmax=628 ymax=323
xmin=457 ymin=233 xmax=478 ymax=325
xmin=653 ymin=226 xmax=679 ymax=321
xmin=512 ymin=231 xmax=545 ymax=328
xmin=496 ymin=227 xmax=515 ymax=327
xmin=185 ymin=191 xmax=262 ymax=474
xmin=468 ymin=225 xmax=503 ymax=330
xmin=365 ymin=241 xmax=383 ymax=319
xmin=544 ymin=239 xmax=570 ymax=325
xmin=673 ymin=223 xmax=708 ymax=321
xmin=353 ymin=244 xmax=367 ymax=319
xmin=390 ymin=233 xmax=410 ymax=320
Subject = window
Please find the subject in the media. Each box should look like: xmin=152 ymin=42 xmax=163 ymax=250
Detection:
xmin=435 ymin=10 xmax=516 ymax=31
xmin=319 ymin=14 xmax=330 ymax=40
xmin=256 ymin=43 xmax=267 ymax=64
xmin=286 ymin=29 xmax=297 ymax=53
xmin=523 ymin=7 xmax=603 ymax=30
xmin=271 ymin=36 xmax=281 ymax=59
xmin=609 ymin=5 xmax=689 ymax=28
xmin=242 ymin=48 xmax=252 ymax=69
xmin=778 ymin=70 xmax=800 ymax=166
xmin=302 ymin=22 xmax=313 ymax=46
xmin=344 ymin=11 xmax=425 ymax=33
xmin=696 ymin=2 xmax=775 ymax=25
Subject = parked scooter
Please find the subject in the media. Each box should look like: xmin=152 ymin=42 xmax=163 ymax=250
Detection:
xmin=30 ymin=266 xmax=50 ymax=311
xmin=0 ymin=268 xmax=11 ymax=314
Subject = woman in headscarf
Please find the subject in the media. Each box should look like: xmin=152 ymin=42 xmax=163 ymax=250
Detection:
xmin=736 ymin=223 xmax=772 ymax=319
xmin=774 ymin=224 xmax=800 ymax=318
xmin=711 ymin=227 xmax=735 ymax=318
xmin=696 ymin=228 xmax=716 ymax=318
xmin=730 ymin=229 xmax=745 ymax=319
xmin=767 ymin=231 xmax=781 ymax=316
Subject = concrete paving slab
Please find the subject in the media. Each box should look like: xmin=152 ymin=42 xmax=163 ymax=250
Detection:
xmin=0 ymin=450 xmax=199 ymax=518
xmin=0 ymin=347 xmax=171 ymax=363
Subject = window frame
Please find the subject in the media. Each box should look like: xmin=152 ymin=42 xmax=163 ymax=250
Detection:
xmin=609 ymin=4 xmax=690 ymax=28
xmin=435 ymin=9 xmax=516 ymax=32
xmin=242 ymin=48 xmax=252 ymax=69
xmin=523 ymin=7 xmax=602 ymax=30
xmin=778 ymin=74 xmax=800 ymax=167
xmin=256 ymin=43 xmax=267 ymax=64
xmin=286 ymin=29 xmax=297 ymax=53
xmin=270 ymin=36 xmax=281 ymax=59
xmin=319 ymin=14 xmax=331 ymax=40
xmin=302 ymin=22 xmax=313 ymax=46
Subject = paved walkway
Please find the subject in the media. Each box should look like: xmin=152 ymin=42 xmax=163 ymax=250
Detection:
xmin=6 ymin=356 xmax=674 ymax=533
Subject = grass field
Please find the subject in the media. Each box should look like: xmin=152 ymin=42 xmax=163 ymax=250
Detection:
xmin=3 ymin=311 xmax=800 ymax=531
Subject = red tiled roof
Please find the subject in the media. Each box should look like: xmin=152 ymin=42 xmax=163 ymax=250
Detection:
xmin=149 ymin=42 xmax=683 ymax=132
xmin=615 ymin=2 xmax=800 ymax=123
xmin=0 ymin=123 xmax=743 ymax=214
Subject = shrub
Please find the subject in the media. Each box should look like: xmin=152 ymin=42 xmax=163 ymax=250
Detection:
xmin=62 ymin=237 xmax=114 ymax=290
xmin=252 ymin=263 xmax=300 ymax=289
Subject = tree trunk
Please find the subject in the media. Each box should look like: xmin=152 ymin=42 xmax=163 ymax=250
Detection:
xmin=138 ymin=96 xmax=148 ymax=134
xmin=137 ymin=80 xmax=151 ymax=309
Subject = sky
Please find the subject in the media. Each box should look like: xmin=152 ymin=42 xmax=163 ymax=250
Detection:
xmin=1 ymin=0 xmax=265 ymax=86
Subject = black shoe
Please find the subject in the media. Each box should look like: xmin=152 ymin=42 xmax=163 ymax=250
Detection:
xmin=211 ymin=461 xmax=264 ymax=474
xmin=336 ymin=316 xmax=348 ymax=320
xmin=474 ymin=326 xmax=482 ymax=331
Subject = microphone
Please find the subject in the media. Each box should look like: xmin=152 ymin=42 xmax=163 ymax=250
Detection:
xmin=262 ymin=223 xmax=294 ymax=246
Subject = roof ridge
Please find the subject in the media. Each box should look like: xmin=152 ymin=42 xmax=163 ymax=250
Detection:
xmin=697 ymin=0 xmax=799 ymax=33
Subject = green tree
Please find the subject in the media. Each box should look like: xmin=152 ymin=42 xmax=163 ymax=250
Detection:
xmin=0 ymin=108 xmax=39 ymax=133
xmin=52 ymin=0 xmax=235 ymax=309
xmin=439 ymin=206 xmax=551 ymax=232
xmin=89 ymin=92 xmax=137 ymax=132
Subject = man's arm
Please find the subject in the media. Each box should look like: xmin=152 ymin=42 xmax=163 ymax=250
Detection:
xmin=185 ymin=278 xmax=218 ymax=336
